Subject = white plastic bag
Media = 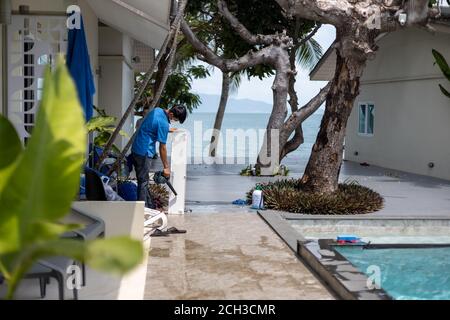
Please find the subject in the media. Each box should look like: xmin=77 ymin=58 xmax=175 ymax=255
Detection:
xmin=101 ymin=176 xmax=124 ymax=201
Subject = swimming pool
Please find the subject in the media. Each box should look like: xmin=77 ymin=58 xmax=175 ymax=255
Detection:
xmin=270 ymin=215 xmax=450 ymax=299
xmin=335 ymin=246 xmax=450 ymax=300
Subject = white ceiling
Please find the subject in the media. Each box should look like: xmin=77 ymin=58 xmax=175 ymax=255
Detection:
xmin=87 ymin=0 xmax=171 ymax=49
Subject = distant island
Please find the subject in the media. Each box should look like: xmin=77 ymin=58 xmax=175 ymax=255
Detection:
xmin=194 ymin=93 xmax=273 ymax=114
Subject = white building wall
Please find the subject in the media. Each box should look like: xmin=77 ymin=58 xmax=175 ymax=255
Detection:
xmin=9 ymin=0 xmax=98 ymax=106
xmin=98 ymin=26 xmax=135 ymax=148
xmin=121 ymin=59 xmax=135 ymax=146
xmin=11 ymin=0 xmax=71 ymax=12
xmin=345 ymin=28 xmax=450 ymax=180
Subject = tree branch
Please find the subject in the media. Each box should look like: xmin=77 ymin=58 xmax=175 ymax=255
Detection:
xmin=181 ymin=18 xmax=278 ymax=72
xmin=297 ymin=24 xmax=321 ymax=47
xmin=181 ymin=19 xmax=228 ymax=71
xmin=276 ymin=0 xmax=351 ymax=26
xmin=276 ymin=0 xmax=441 ymax=32
xmin=281 ymin=125 xmax=304 ymax=160
xmin=217 ymin=0 xmax=275 ymax=45
xmin=282 ymin=82 xmax=331 ymax=134
xmin=296 ymin=82 xmax=331 ymax=120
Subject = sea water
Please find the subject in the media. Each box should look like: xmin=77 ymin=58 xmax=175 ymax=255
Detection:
xmin=173 ymin=112 xmax=323 ymax=164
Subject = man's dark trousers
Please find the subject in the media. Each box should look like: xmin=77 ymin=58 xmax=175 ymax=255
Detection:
xmin=132 ymin=152 xmax=154 ymax=209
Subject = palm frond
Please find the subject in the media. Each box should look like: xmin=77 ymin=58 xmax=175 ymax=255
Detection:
xmin=230 ymin=71 xmax=244 ymax=94
xmin=296 ymin=37 xmax=323 ymax=71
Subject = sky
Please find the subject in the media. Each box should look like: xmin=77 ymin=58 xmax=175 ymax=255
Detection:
xmin=191 ymin=24 xmax=336 ymax=107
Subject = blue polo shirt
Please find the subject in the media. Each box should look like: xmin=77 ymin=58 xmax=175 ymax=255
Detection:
xmin=132 ymin=107 xmax=170 ymax=158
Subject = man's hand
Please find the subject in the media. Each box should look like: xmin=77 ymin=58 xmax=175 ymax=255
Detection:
xmin=160 ymin=143 xmax=170 ymax=178
xmin=163 ymin=167 xmax=171 ymax=178
xmin=169 ymin=128 xmax=178 ymax=133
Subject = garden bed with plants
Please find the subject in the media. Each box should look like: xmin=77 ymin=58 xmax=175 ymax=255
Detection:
xmin=247 ymin=180 xmax=384 ymax=215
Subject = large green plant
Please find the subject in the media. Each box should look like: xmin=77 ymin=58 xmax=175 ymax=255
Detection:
xmin=0 ymin=59 xmax=143 ymax=299
xmin=432 ymin=49 xmax=450 ymax=99
xmin=87 ymin=107 xmax=128 ymax=154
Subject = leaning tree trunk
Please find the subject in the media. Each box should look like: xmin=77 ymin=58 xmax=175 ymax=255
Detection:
xmin=256 ymin=62 xmax=290 ymax=175
xmin=300 ymin=49 xmax=367 ymax=194
xmin=209 ymin=72 xmax=230 ymax=157
xmin=152 ymin=47 xmax=171 ymax=107
xmin=280 ymin=44 xmax=302 ymax=161
xmin=277 ymin=81 xmax=330 ymax=165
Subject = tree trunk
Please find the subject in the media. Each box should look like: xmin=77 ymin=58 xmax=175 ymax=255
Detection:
xmin=280 ymin=45 xmax=303 ymax=161
xmin=256 ymin=61 xmax=290 ymax=175
xmin=300 ymin=49 xmax=366 ymax=194
xmin=280 ymin=127 xmax=304 ymax=160
xmin=209 ymin=72 xmax=230 ymax=157
xmin=152 ymin=47 xmax=171 ymax=106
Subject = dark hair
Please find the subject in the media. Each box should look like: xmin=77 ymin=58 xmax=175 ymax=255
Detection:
xmin=170 ymin=105 xmax=187 ymax=124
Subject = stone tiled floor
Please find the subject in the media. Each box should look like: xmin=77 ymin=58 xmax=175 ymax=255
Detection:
xmin=183 ymin=161 xmax=450 ymax=217
xmin=144 ymin=210 xmax=334 ymax=300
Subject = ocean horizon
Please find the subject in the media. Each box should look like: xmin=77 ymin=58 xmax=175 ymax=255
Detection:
xmin=171 ymin=111 xmax=323 ymax=165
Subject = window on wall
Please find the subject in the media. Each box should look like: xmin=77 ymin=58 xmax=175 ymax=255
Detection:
xmin=358 ymin=103 xmax=374 ymax=136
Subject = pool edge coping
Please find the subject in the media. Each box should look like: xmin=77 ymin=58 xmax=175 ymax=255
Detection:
xmin=298 ymin=239 xmax=392 ymax=300
xmin=281 ymin=213 xmax=450 ymax=221
xmin=258 ymin=210 xmax=392 ymax=301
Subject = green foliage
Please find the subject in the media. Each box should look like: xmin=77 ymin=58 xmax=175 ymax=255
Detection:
xmin=186 ymin=0 xmax=323 ymax=78
xmin=240 ymin=164 xmax=289 ymax=177
xmin=296 ymin=37 xmax=323 ymax=70
xmin=240 ymin=165 xmax=260 ymax=176
xmin=247 ymin=180 xmax=384 ymax=215
xmin=87 ymin=107 xmax=128 ymax=154
xmin=139 ymin=0 xmax=322 ymax=117
xmin=0 ymin=117 xmax=22 ymax=196
xmin=0 ymin=59 xmax=143 ymax=299
xmin=135 ymin=65 xmax=210 ymax=115
xmin=432 ymin=49 xmax=450 ymax=99
xmin=158 ymin=65 xmax=210 ymax=112
xmin=429 ymin=0 xmax=450 ymax=7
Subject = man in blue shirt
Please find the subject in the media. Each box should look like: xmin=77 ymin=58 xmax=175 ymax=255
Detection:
xmin=131 ymin=105 xmax=187 ymax=209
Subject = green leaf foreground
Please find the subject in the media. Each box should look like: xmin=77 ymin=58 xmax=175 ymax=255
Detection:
xmin=432 ymin=49 xmax=450 ymax=100
xmin=0 ymin=58 xmax=143 ymax=299
xmin=439 ymin=84 xmax=450 ymax=99
xmin=86 ymin=116 xmax=117 ymax=132
xmin=86 ymin=111 xmax=128 ymax=156
xmin=432 ymin=49 xmax=450 ymax=82
xmin=0 ymin=117 xmax=22 ymax=196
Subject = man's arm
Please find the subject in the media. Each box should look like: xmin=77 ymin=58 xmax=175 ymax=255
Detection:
xmin=159 ymin=143 xmax=170 ymax=177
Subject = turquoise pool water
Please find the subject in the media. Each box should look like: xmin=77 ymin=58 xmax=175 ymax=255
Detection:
xmin=335 ymin=246 xmax=450 ymax=300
